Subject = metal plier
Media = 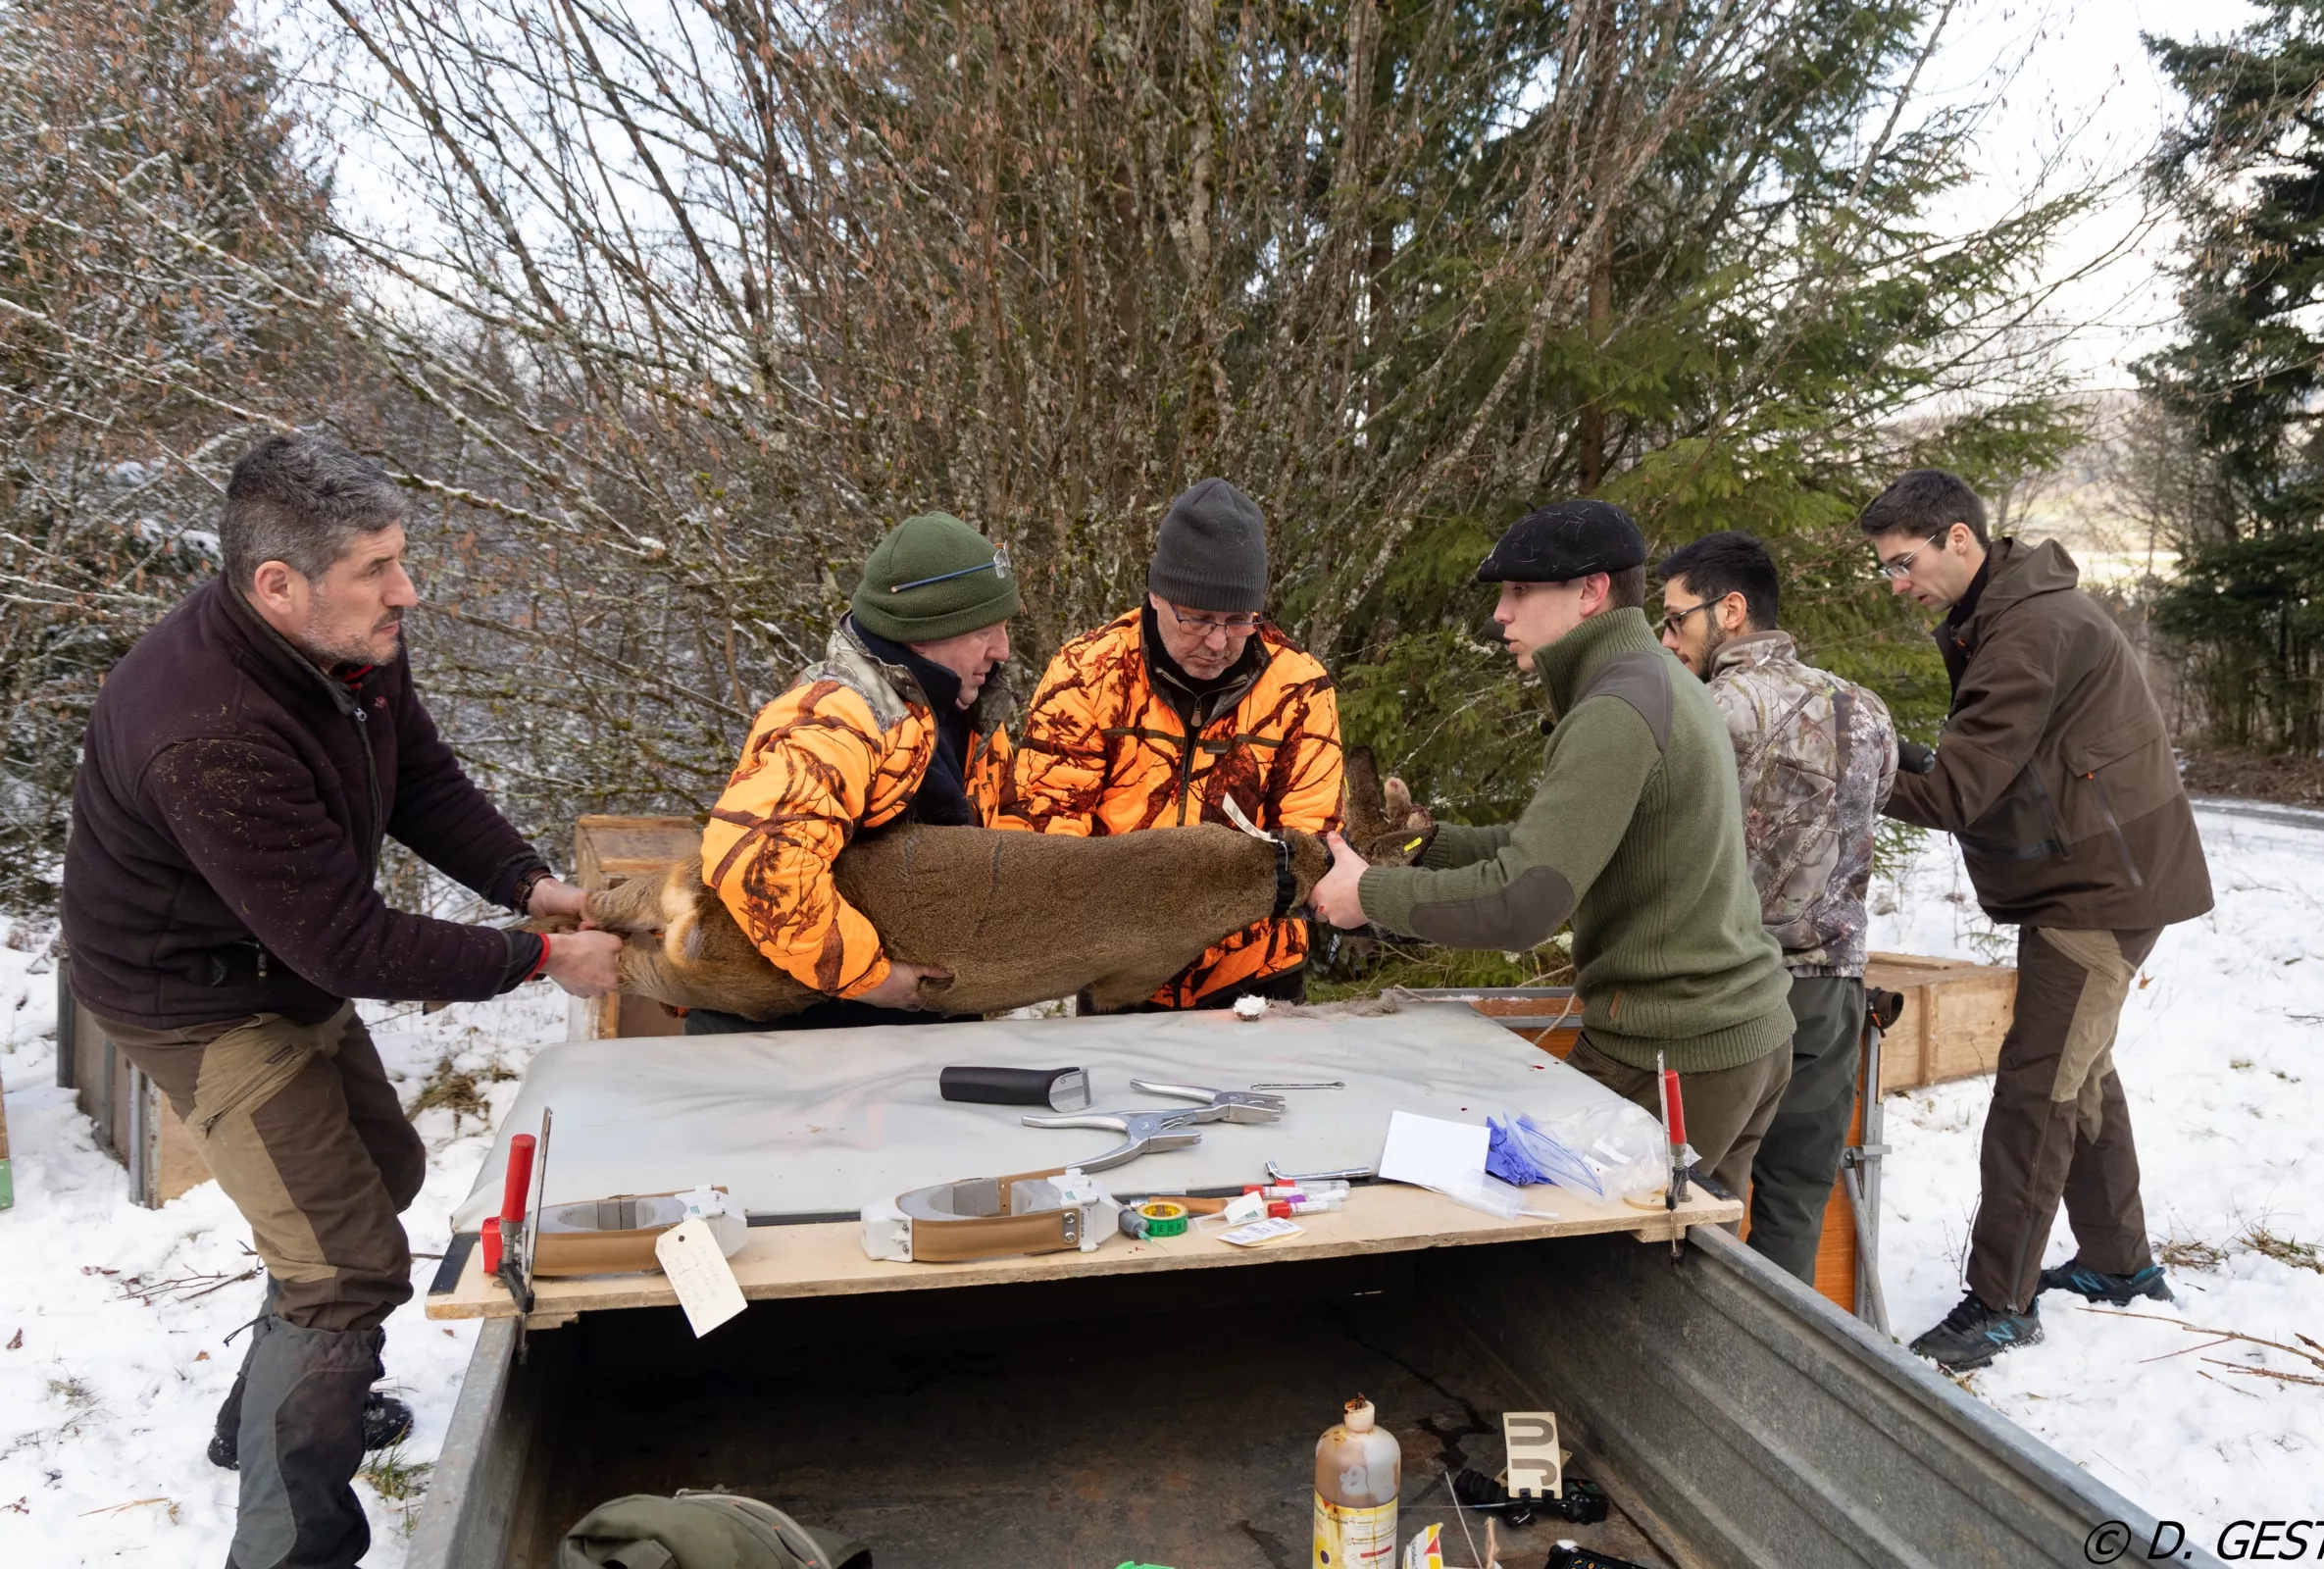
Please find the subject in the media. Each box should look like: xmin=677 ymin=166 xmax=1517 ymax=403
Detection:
xmin=1020 ymin=1106 xmax=1208 ymax=1174
xmin=1129 ymin=1080 xmax=1288 ymax=1125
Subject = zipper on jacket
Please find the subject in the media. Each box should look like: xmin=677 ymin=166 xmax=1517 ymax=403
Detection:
xmin=2083 ymin=771 xmax=2145 ymax=888
xmin=2026 ymin=768 xmax=2070 ymax=861
xmin=350 ymin=702 xmax=386 ymax=874
xmin=1175 ymin=722 xmax=1199 ymax=826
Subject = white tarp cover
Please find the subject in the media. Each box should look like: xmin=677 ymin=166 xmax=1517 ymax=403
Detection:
xmin=451 ymin=1000 xmax=1631 ymax=1228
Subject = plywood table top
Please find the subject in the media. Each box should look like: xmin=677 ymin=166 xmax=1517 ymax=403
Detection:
xmin=427 ymin=1178 xmax=1742 ymax=1329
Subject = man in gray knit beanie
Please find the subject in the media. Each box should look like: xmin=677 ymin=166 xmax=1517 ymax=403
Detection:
xmin=994 ymin=478 xmax=1344 ymax=1011
xmin=1148 ymin=477 xmax=1270 ymax=617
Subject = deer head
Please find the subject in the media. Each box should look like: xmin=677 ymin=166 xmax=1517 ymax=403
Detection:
xmin=1341 ymin=744 xmax=1436 ymax=866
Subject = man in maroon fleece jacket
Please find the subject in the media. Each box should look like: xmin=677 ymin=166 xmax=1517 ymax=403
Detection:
xmin=62 ymin=432 xmax=622 ymax=1569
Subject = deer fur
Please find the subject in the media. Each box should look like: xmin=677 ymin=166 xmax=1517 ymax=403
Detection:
xmin=550 ymin=752 xmax=1432 ymax=1023
xmin=564 ymin=824 xmax=1326 ymax=1019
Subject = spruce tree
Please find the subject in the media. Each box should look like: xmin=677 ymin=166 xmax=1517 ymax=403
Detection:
xmin=2145 ymin=0 xmax=2324 ymax=754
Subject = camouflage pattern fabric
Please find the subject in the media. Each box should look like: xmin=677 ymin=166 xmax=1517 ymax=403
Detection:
xmin=701 ymin=622 xmax=1009 ymax=998
xmin=994 ymin=608 xmax=1341 ymax=1006
xmin=1704 ymin=631 xmax=1897 ymax=977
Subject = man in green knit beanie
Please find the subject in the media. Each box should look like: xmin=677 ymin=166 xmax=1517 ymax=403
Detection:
xmin=1311 ymin=500 xmax=1794 ymax=1201
xmin=694 ymin=510 xmax=1018 ymax=1032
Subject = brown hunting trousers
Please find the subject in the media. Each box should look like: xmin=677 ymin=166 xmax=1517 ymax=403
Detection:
xmin=1966 ymin=926 xmax=2161 ymax=1312
xmin=91 ymin=1003 xmax=425 ymax=1333
xmin=1566 ymin=1033 xmax=1793 ymax=1221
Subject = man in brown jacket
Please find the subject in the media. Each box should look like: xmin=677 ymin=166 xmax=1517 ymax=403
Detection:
xmin=62 ymin=433 xmax=622 ymax=1569
xmin=1860 ymin=469 xmax=2212 ymax=1371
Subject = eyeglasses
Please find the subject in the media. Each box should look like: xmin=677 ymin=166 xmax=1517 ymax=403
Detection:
xmin=1875 ymin=532 xmax=1947 ymax=581
xmin=1162 ymin=601 xmax=1265 ymax=637
xmin=890 ymin=544 xmax=1010 ymax=594
xmin=1659 ymin=601 xmax=1713 ymax=636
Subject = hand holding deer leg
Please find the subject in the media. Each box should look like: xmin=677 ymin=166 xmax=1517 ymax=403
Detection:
xmin=526 ymin=877 xmax=589 ymax=920
xmin=1311 ymin=833 xmax=1372 ymax=930
xmin=542 ymin=930 xmax=624 ymax=996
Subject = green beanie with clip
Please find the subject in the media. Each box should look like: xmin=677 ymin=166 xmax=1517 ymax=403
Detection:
xmin=850 ymin=511 xmax=1020 ymax=643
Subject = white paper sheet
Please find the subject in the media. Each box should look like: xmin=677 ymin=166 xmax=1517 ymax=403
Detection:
xmin=1377 ymin=1109 xmax=1490 ymax=1190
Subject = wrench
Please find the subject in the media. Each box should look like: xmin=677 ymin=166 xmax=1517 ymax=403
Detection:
xmin=1021 ymin=1107 xmax=1206 ymax=1174
xmin=1130 ymin=1080 xmax=1287 ymax=1125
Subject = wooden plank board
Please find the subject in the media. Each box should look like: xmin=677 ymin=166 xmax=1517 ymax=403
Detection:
xmin=572 ymin=816 xmax=696 ymax=1040
xmin=428 ymin=1179 xmax=1742 ymax=1327
xmin=1864 ymin=950 xmax=2017 ymax=1093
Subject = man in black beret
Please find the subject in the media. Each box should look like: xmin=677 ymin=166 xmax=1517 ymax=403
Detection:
xmin=1313 ymin=500 xmax=1794 ymax=1203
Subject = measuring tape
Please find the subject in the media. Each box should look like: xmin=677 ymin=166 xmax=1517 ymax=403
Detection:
xmin=1136 ymin=1200 xmax=1189 ymax=1238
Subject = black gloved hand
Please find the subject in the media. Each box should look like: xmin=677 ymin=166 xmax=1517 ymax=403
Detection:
xmin=1897 ymin=739 xmax=1937 ymax=775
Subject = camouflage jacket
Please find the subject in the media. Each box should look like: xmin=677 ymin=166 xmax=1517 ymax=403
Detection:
xmin=1705 ymin=631 xmax=1897 ymax=977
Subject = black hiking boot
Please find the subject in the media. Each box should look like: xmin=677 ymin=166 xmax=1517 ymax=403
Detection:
xmin=1908 ymin=1291 xmax=2043 ymax=1371
xmin=209 ymin=1387 xmax=413 ymax=1470
xmin=2037 ymin=1257 xmax=2175 ymax=1306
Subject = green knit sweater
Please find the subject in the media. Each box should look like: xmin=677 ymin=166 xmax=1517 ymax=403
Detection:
xmin=1359 ymin=609 xmax=1791 ymax=1072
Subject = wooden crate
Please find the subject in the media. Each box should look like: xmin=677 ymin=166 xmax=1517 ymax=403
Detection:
xmin=52 ymin=952 xmax=209 ymax=1207
xmin=1862 ymin=950 xmax=2017 ymax=1093
xmin=571 ymin=815 xmax=699 ymax=1040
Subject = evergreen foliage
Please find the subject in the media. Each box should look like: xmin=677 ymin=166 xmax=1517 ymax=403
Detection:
xmin=2145 ymin=0 xmax=2324 ymax=754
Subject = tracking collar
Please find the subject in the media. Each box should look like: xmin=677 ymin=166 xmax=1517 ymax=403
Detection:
xmin=860 ymin=1167 xmax=1121 ymax=1264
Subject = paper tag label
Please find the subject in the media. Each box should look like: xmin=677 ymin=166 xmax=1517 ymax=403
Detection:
xmin=654 ymin=1218 xmax=747 ymax=1338
xmin=1221 ymin=1216 xmax=1303 ymax=1248
xmin=1503 ymin=1409 xmax=1562 ymax=1498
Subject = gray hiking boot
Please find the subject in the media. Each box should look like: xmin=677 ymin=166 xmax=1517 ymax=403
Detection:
xmin=2037 ymin=1257 xmax=2175 ymax=1306
xmin=1909 ymin=1291 xmax=2043 ymax=1372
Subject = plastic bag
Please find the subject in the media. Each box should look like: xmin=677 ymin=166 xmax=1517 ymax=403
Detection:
xmin=1487 ymin=1100 xmax=1679 ymax=1202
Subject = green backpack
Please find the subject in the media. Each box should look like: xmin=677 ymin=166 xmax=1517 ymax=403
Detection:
xmin=557 ymin=1490 xmax=871 ymax=1569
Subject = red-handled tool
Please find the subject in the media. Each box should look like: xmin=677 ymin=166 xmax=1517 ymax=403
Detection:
xmin=1659 ymin=1054 xmax=1689 ymax=1260
xmin=501 ymin=1133 xmax=537 ymax=1227
xmin=492 ymin=1132 xmax=538 ymax=1313
xmin=1661 ymin=1068 xmax=1689 ymax=1198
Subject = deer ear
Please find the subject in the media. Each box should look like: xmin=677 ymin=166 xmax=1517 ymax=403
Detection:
xmin=1341 ymin=745 xmax=1389 ymax=842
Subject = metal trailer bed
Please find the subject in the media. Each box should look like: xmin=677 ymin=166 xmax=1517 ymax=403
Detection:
xmin=407 ymin=1220 xmax=2213 ymax=1569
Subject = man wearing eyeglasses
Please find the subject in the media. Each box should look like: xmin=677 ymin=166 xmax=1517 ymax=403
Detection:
xmin=1655 ymin=531 xmax=1897 ymax=1285
xmin=1860 ymin=468 xmax=2212 ymax=1371
xmin=995 ymin=478 xmax=1342 ymax=1009
xmin=695 ymin=511 xmax=1018 ymax=1028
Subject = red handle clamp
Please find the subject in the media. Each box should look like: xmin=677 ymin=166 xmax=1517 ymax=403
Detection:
xmin=500 ymin=1133 xmax=536 ymax=1227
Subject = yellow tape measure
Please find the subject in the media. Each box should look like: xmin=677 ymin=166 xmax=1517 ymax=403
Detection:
xmin=1137 ymin=1200 xmax=1189 ymax=1238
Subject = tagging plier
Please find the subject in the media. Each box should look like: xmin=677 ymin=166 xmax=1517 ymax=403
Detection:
xmin=1019 ymin=1105 xmax=1206 ymax=1173
xmin=1128 ymin=1080 xmax=1288 ymax=1125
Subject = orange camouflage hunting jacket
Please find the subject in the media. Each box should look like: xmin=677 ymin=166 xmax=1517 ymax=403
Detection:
xmin=992 ymin=608 xmax=1342 ymax=1006
xmin=702 ymin=622 xmax=1009 ymax=999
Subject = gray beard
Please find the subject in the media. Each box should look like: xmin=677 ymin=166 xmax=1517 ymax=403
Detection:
xmin=293 ymin=620 xmax=395 ymax=669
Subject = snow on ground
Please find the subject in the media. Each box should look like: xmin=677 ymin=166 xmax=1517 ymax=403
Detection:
xmin=1869 ymin=802 xmax=2324 ymax=1536
xmin=0 ymin=948 xmax=570 ymax=1566
xmin=0 ymin=801 xmax=2317 ymax=1563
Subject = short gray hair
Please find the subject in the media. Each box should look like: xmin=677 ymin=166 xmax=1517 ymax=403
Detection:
xmin=220 ymin=432 xmax=408 ymax=587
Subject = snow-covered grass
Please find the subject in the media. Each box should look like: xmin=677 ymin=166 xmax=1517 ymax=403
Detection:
xmin=0 ymin=802 xmax=2316 ymax=1562
xmin=0 ymin=948 xmax=569 ymax=1566
xmin=1870 ymin=804 xmax=2324 ymax=1533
